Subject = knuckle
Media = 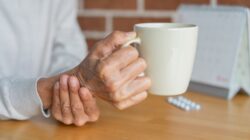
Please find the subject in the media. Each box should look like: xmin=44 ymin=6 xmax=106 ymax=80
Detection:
xmin=52 ymin=111 xmax=61 ymax=121
xmin=89 ymin=115 xmax=99 ymax=122
xmin=61 ymin=103 xmax=71 ymax=113
xmin=106 ymin=81 xmax=119 ymax=93
xmin=63 ymin=118 xmax=73 ymax=125
xmin=118 ymin=90 xmax=127 ymax=101
xmin=94 ymin=40 xmax=103 ymax=47
xmin=113 ymin=102 xmax=125 ymax=110
xmin=97 ymin=60 xmax=112 ymax=78
xmin=80 ymin=90 xmax=92 ymax=101
xmin=135 ymin=92 xmax=148 ymax=101
xmin=69 ymin=82 xmax=79 ymax=93
xmin=142 ymin=92 xmax=148 ymax=99
xmin=109 ymin=92 xmax=123 ymax=102
xmin=109 ymin=31 xmax=125 ymax=43
xmin=84 ymin=104 xmax=100 ymax=122
xmin=53 ymin=102 xmax=61 ymax=109
xmin=74 ymin=118 xmax=87 ymax=126
xmin=59 ymin=82 xmax=67 ymax=91
xmin=59 ymin=74 xmax=66 ymax=81
xmin=60 ymin=75 xmax=68 ymax=84
xmin=54 ymin=82 xmax=59 ymax=91
xmin=89 ymin=109 xmax=100 ymax=122
xmin=144 ymin=77 xmax=152 ymax=88
xmin=111 ymin=31 xmax=122 ymax=39
xmin=52 ymin=110 xmax=61 ymax=120
xmin=71 ymin=105 xmax=83 ymax=114
xmin=70 ymin=86 xmax=78 ymax=93
xmin=127 ymin=47 xmax=139 ymax=58
xmin=138 ymin=58 xmax=147 ymax=69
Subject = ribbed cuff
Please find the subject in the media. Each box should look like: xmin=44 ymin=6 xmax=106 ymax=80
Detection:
xmin=35 ymin=77 xmax=50 ymax=118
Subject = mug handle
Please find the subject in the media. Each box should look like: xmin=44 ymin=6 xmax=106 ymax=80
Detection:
xmin=122 ymin=37 xmax=141 ymax=48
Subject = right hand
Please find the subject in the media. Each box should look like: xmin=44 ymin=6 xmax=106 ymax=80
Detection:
xmin=74 ymin=31 xmax=151 ymax=110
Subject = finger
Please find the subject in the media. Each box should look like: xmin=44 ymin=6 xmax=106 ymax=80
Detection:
xmin=115 ymin=58 xmax=147 ymax=93
xmin=114 ymin=76 xmax=151 ymax=102
xmin=100 ymin=57 xmax=147 ymax=97
xmin=102 ymin=46 xmax=139 ymax=70
xmin=59 ymin=75 xmax=73 ymax=125
xmin=93 ymin=31 xmax=136 ymax=59
xmin=68 ymin=76 xmax=89 ymax=126
xmin=113 ymin=91 xmax=148 ymax=110
xmin=51 ymin=82 xmax=63 ymax=121
xmin=79 ymin=88 xmax=100 ymax=122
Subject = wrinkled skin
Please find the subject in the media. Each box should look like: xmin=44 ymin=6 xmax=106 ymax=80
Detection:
xmin=51 ymin=75 xmax=100 ymax=126
xmin=37 ymin=31 xmax=152 ymax=126
xmin=75 ymin=31 xmax=151 ymax=109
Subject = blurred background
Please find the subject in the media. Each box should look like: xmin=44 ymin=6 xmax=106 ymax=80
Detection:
xmin=77 ymin=0 xmax=250 ymax=99
xmin=77 ymin=0 xmax=249 ymax=48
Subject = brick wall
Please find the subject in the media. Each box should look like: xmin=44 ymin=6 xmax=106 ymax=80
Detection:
xmin=77 ymin=0 xmax=249 ymax=48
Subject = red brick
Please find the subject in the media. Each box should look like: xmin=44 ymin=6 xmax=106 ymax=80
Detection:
xmin=78 ymin=17 xmax=105 ymax=31
xmin=84 ymin=0 xmax=137 ymax=10
xmin=113 ymin=17 xmax=172 ymax=31
xmin=145 ymin=0 xmax=209 ymax=10
xmin=86 ymin=39 xmax=100 ymax=49
xmin=218 ymin=0 xmax=250 ymax=7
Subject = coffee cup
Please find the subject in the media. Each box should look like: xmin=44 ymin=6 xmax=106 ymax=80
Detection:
xmin=123 ymin=23 xmax=198 ymax=96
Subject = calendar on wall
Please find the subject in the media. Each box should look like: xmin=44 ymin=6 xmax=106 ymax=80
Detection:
xmin=175 ymin=5 xmax=250 ymax=99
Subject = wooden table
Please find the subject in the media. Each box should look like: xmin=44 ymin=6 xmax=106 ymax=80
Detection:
xmin=0 ymin=91 xmax=249 ymax=140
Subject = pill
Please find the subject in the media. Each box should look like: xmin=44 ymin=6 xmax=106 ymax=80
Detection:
xmin=167 ymin=96 xmax=202 ymax=111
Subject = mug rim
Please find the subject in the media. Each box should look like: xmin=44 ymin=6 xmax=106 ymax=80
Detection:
xmin=134 ymin=22 xmax=198 ymax=30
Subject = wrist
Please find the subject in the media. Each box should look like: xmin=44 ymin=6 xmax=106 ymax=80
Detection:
xmin=37 ymin=78 xmax=53 ymax=109
xmin=36 ymin=65 xmax=85 ymax=109
xmin=72 ymin=65 xmax=86 ymax=87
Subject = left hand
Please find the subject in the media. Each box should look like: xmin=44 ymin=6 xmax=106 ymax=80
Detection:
xmin=51 ymin=75 xmax=100 ymax=126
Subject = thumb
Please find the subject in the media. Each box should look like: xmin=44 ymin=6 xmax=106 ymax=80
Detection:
xmin=92 ymin=31 xmax=136 ymax=58
xmin=107 ymin=31 xmax=136 ymax=48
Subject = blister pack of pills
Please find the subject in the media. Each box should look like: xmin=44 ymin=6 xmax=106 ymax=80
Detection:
xmin=167 ymin=96 xmax=201 ymax=111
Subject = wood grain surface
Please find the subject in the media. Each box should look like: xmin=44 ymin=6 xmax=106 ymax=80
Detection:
xmin=0 ymin=91 xmax=249 ymax=140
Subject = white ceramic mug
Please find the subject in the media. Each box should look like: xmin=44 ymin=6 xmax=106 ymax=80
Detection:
xmin=123 ymin=23 xmax=198 ymax=96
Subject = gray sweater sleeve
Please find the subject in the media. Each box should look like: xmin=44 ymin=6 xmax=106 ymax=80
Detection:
xmin=0 ymin=77 xmax=47 ymax=120
xmin=0 ymin=0 xmax=87 ymax=120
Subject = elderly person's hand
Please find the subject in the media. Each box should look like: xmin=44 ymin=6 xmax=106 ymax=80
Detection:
xmin=38 ymin=31 xmax=151 ymax=112
xmin=74 ymin=31 xmax=151 ymax=110
xmin=51 ymin=74 xmax=99 ymax=126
